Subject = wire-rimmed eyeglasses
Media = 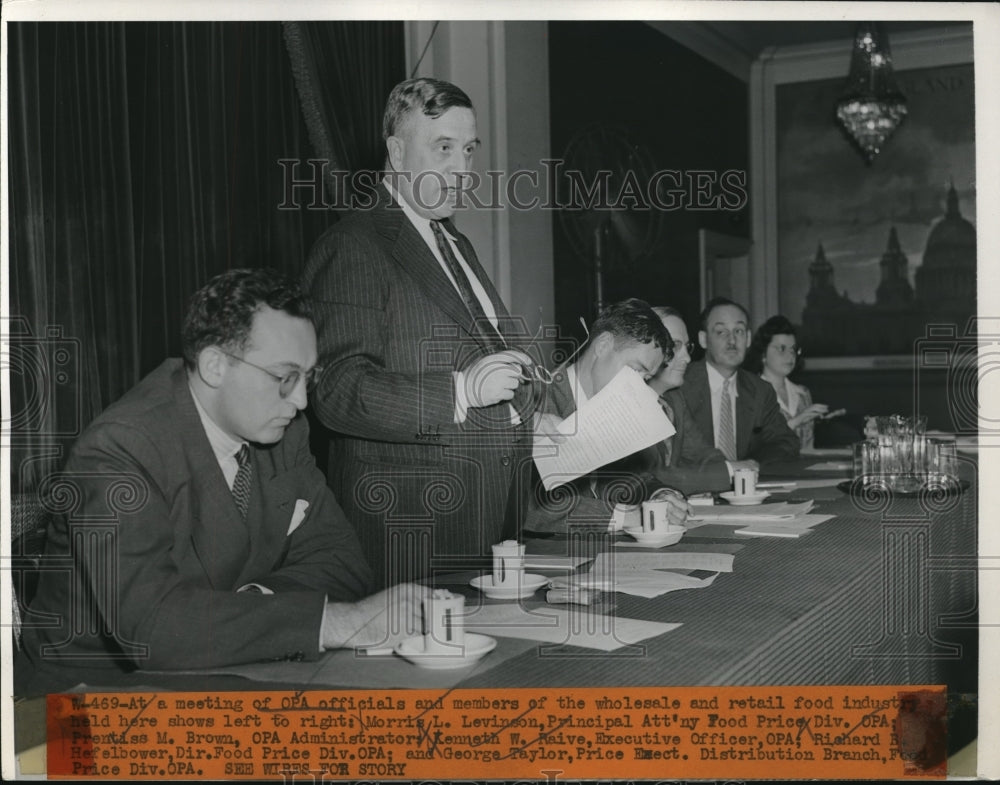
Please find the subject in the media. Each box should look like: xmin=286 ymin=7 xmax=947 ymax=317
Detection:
xmin=771 ymin=344 xmax=803 ymax=357
xmin=515 ymin=317 xmax=591 ymax=385
xmin=223 ymin=352 xmax=323 ymax=398
xmin=671 ymin=339 xmax=695 ymax=358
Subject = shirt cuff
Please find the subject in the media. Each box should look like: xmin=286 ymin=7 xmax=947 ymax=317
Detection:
xmin=319 ymin=597 xmax=329 ymax=652
xmin=453 ymin=371 xmax=469 ymax=424
xmin=237 ymin=583 xmax=273 ymax=595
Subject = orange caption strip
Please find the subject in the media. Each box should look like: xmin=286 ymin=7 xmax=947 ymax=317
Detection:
xmin=47 ymin=685 xmax=947 ymax=779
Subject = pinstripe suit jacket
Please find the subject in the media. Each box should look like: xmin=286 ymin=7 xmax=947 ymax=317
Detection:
xmin=303 ymin=186 xmax=532 ymax=587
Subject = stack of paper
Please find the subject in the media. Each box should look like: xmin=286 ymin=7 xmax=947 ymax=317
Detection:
xmin=581 ymin=551 xmax=733 ymax=598
xmin=686 ymin=502 xmax=836 ymax=538
xmin=465 ymin=603 xmax=680 ymax=651
xmin=733 ymin=513 xmax=836 ymax=538
xmin=687 ymin=501 xmax=815 ymax=522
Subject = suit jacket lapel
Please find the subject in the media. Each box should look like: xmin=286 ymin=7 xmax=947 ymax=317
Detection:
xmin=372 ymin=190 xmax=493 ymax=348
xmin=687 ymin=363 xmax=715 ymax=443
xmin=237 ymin=444 xmax=297 ymax=586
xmin=172 ymin=368 xmax=251 ymax=589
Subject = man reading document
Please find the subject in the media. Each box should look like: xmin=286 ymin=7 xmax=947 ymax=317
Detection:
xmin=526 ymin=299 xmax=689 ymax=534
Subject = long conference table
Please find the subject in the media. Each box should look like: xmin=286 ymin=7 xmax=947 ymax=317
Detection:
xmin=215 ymin=455 xmax=977 ymax=691
xmin=15 ymin=455 xmax=980 ymax=755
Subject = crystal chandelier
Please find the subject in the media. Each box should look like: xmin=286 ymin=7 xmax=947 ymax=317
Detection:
xmin=835 ymin=22 xmax=908 ymax=164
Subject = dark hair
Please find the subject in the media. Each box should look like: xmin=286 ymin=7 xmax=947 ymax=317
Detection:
xmin=382 ymin=78 xmax=474 ymax=140
xmin=744 ymin=314 xmax=801 ymax=375
xmin=698 ymin=296 xmax=750 ymax=332
xmin=591 ymin=298 xmax=670 ymax=354
xmin=181 ymin=268 xmax=312 ymax=369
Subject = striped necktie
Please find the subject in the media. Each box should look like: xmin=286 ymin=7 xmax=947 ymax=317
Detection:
xmin=430 ymin=219 xmax=505 ymax=350
xmin=658 ymin=397 xmax=675 ymax=467
xmin=232 ymin=444 xmax=253 ymax=520
xmin=718 ymin=376 xmax=737 ymax=461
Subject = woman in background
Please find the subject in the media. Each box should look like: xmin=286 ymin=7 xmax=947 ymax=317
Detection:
xmin=744 ymin=315 xmax=831 ymax=450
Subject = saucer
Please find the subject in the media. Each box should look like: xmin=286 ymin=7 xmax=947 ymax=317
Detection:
xmin=470 ymin=573 xmax=548 ymax=600
xmin=720 ymin=491 xmax=771 ymax=506
xmin=394 ymin=633 xmax=497 ymax=670
xmin=622 ymin=526 xmax=684 ymax=547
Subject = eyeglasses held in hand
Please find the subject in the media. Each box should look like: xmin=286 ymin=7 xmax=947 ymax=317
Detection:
xmin=223 ymin=352 xmax=323 ymax=398
xmin=516 ymin=317 xmax=591 ymax=385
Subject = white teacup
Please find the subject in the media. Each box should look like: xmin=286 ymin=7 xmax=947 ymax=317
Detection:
xmin=491 ymin=540 xmax=525 ymax=586
xmin=733 ymin=467 xmax=758 ymax=496
xmin=640 ymin=499 xmax=681 ymax=533
xmin=422 ymin=591 xmax=465 ymax=653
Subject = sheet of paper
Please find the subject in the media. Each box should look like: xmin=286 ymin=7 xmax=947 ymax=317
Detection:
xmin=465 ymin=603 xmax=680 ymax=651
xmin=590 ymin=550 xmax=735 ymax=574
xmin=597 ymin=569 xmax=720 ymax=598
xmin=687 ymin=501 xmax=815 ymax=522
xmin=522 ymin=554 xmax=592 ymax=570
xmin=532 ymin=366 xmax=675 ymax=490
xmin=734 ymin=513 xmax=836 ymax=538
xmin=734 ymin=525 xmax=811 ymax=538
xmin=784 ymin=477 xmax=848 ymax=490
xmin=805 ymin=461 xmax=852 ymax=471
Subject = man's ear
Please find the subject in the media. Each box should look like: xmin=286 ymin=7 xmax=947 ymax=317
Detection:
xmin=592 ymin=332 xmax=614 ymax=358
xmin=386 ymin=135 xmax=404 ymax=172
xmin=197 ymin=346 xmax=228 ymax=390
xmin=698 ymin=330 xmax=708 ymax=350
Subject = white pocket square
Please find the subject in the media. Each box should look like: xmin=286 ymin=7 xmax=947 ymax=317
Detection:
xmin=287 ymin=499 xmax=310 ymax=535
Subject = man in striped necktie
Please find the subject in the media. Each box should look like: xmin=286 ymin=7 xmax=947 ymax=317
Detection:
xmin=678 ymin=297 xmax=799 ymax=466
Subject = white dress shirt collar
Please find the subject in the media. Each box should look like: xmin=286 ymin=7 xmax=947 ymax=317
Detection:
xmin=189 ymin=381 xmax=246 ymax=489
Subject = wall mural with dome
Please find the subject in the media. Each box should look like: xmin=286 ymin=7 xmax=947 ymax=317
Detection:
xmin=775 ymin=61 xmax=975 ymax=358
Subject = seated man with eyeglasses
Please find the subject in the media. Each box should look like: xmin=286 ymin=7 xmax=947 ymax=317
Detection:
xmin=524 ymin=299 xmax=691 ymax=535
xmin=676 ymin=297 xmax=799 ymax=465
xmin=17 ymin=268 xmax=429 ymax=695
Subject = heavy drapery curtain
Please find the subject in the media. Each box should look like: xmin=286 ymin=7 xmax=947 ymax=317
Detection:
xmin=6 ymin=21 xmax=403 ymax=491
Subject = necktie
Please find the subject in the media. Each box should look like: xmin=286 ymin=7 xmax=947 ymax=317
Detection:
xmin=658 ymin=398 xmax=674 ymax=467
xmin=430 ymin=219 xmax=505 ymax=350
xmin=232 ymin=444 xmax=253 ymax=520
xmin=718 ymin=377 xmax=737 ymax=461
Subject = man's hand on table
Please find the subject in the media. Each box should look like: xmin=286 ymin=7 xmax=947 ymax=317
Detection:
xmin=649 ymin=487 xmax=692 ymax=528
xmin=321 ymin=582 xmax=432 ymax=651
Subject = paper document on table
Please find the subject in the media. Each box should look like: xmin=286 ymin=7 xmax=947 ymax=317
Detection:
xmin=590 ymin=551 xmax=735 ymax=574
xmin=687 ymin=501 xmax=814 ymax=522
xmin=734 ymin=514 xmax=836 ymax=538
xmin=806 ymin=461 xmax=851 ymax=471
xmin=465 ymin=603 xmax=679 ymax=651
xmin=606 ymin=570 xmax=719 ymax=598
xmin=522 ymin=554 xmax=592 ymax=570
xmin=532 ymin=366 xmax=675 ymax=491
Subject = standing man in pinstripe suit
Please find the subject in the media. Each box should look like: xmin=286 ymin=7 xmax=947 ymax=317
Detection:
xmin=304 ymin=78 xmax=537 ymax=588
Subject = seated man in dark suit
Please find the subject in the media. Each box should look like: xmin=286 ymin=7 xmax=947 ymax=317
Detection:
xmin=17 ymin=269 xmax=429 ymax=695
xmin=524 ymin=299 xmax=690 ymax=534
xmin=677 ymin=297 xmax=799 ymax=465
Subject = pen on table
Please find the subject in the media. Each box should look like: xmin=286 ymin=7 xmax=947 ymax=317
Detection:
xmin=756 ymin=481 xmax=796 ymax=489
